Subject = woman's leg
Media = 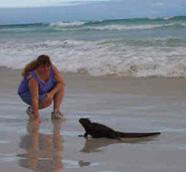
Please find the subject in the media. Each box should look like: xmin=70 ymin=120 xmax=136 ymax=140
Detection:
xmin=53 ymin=87 xmax=65 ymax=111
xmin=38 ymin=85 xmax=64 ymax=110
xmin=39 ymin=98 xmax=52 ymax=109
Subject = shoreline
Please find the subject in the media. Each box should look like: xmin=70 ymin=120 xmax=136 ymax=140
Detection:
xmin=1 ymin=67 xmax=186 ymax=95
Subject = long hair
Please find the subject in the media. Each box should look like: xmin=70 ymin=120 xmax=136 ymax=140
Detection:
xmin=21 ymin=55 xmax=52 ymax=77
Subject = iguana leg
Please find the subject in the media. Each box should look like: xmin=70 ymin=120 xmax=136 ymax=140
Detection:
xmin=84 ymin=132 xmax=88 ymax=137
xmin=79 ymin=132 xmax=88 ymax=137
xmin=78 ymin=135 xmax=84 ymax=137
xmin=109 ymin=133 xmax=121 ymax=140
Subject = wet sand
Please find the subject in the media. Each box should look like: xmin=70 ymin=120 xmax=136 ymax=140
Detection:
xmin=1 ymin=68 xmax=186 ymax=172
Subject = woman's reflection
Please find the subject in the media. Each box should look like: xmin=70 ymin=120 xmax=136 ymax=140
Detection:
xmin=18 ymin=120 xmax=64 ymax=172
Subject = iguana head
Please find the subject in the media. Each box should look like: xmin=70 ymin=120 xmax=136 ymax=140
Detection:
xmin=79 ymin=118 xmax=91 ymax=127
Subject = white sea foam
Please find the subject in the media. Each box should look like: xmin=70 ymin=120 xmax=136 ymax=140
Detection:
xmin=85 ymin=24 xmax=167 ymax=30
xmin=48 ymin=22 xmax=184 ymax=31
xmin=1 ymin=39 xmax=186 ymax=77
xmin=1 ymin=17 xmax=186 ymax=77
xmin=50 ymin=21 xmax=86 ymax=27
xmin=0 ymin=27 xmax=40 ymax=32
xmin=163 ymin=16 xmax=174 ymax=20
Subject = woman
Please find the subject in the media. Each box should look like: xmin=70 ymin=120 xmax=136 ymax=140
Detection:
xmin=18 ymin=55 xmax=65 ymax=124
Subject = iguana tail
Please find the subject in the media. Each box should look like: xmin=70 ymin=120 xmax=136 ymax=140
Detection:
xmin=116 ymin=131 xmax=161 ymax=138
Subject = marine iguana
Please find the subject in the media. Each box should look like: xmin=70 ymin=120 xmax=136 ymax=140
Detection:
xmin=79 ymin=118 xmax=161 ymax=140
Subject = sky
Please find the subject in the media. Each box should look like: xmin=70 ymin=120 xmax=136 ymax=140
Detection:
xmin=0 ymin=0 xmax=112 ymax=8
xmin=0 ymin=0 xmax=186 ymax=25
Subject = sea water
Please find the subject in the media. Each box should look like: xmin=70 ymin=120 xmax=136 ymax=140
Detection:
xmin=1 ymin=16 xmax=186 ymax=77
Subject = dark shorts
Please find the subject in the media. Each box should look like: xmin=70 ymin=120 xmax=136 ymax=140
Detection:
xmin=19 ymin=92 xmax=46 ymax=106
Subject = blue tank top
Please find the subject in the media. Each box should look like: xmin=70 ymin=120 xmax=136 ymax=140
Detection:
xmin=18 ymin=66 xmax=56 ymax=95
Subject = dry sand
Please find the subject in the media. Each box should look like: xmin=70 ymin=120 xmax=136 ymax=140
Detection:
xmin=0 ymin=68 xmax=186 ymax=172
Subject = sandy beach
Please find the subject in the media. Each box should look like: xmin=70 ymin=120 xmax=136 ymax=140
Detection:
xmin=1 ymin=68 xmax=186 ymax=172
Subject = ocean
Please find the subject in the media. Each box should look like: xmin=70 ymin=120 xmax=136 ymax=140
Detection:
xmin=1 ymin=16 xmax=186 ymax=77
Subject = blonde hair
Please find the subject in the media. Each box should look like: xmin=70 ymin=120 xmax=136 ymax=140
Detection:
xmin=21 ymin=55 xmax=52 ymax=77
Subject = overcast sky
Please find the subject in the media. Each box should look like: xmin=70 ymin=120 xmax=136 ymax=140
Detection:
xmin=0 ymin=0 xmax=112 ymax=8
xmin=0 ymin=0 xmax=186 ymax=25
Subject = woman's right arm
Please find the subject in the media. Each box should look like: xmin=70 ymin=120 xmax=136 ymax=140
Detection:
xmin=28 ymin=77 xmax=41 ymax=123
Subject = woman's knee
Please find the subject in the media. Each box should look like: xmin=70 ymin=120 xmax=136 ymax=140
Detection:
xmin=39 ymin=98 xmax=52 ymax=109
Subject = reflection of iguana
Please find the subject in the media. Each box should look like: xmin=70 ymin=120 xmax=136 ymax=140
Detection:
xmin=79 ymin=118 xmax=161 ymax=140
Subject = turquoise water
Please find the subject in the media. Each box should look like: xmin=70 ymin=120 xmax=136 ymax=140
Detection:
xmin=1 ymin=16 xmax=186 ymax=77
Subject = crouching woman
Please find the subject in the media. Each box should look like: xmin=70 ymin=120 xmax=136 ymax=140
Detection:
xmin=18 ymin=55 xmax=65 ymax=124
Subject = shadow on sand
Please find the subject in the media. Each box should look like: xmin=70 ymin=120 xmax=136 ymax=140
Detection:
xmin=80 ymin=136 xmax=159 ymax=153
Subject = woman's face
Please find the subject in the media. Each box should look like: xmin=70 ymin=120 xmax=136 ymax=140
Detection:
xmin=38 ymin=64 xmax=50 ymax=73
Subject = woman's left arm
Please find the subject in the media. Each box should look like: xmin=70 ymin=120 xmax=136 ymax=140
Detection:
xmin=47 ymin=65 xmax=65 ymax=99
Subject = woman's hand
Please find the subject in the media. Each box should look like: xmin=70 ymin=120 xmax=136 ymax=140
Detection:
xmin=45 ymin=92 xmax=54 ymax=100
xmin=44 ymin=92 xmax=54 ymax=105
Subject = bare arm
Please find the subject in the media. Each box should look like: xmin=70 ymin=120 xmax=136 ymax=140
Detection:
xmin=28 ymin=76 xmax=40 ymax=123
